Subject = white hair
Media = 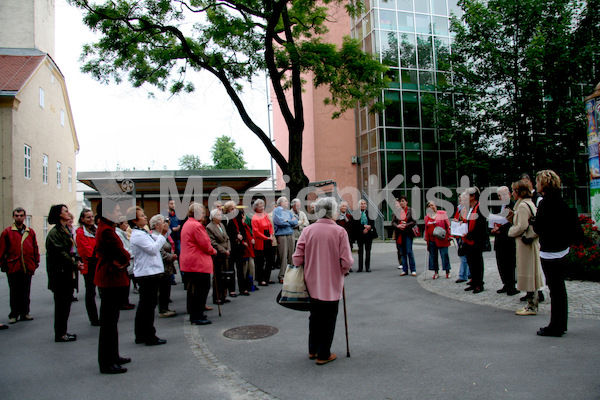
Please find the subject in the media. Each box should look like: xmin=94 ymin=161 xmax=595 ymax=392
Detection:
xmin=210 ymin=208 xmax=222 ymax=220
xmin=276 ymin=196 xmax=288 ymax=206
xmin=497 ymin=186 xmax=510 ymax=196
xmin=314 ymin=197 xmax=338 ymax=219
xmin=149 ymin=214 xmax=165 ymax=230
xmin=290 ymin=198 xmax=301 ymax=207
xmin=252 ymin=198 xmax=265 ymax=211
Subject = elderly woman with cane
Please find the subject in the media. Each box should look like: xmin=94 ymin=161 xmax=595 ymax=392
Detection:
xmin=292 ymin=197 xmax=354 ymax=365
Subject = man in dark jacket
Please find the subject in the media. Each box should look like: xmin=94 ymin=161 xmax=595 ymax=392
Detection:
xmin=462 ymin=187 xmax=489 ymax=293
xmin=491 ymin=187 xmax=518 ymax=296
xmin=0 ymin=207 xmax=40 ymax=324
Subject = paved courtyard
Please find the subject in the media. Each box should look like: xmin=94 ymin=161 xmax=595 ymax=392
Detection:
xmin=1 ymin=242 xmax=599 ymax=400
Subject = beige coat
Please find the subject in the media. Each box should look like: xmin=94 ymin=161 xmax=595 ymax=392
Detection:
xmin=508 ymin=198 xmax=543 ymax=292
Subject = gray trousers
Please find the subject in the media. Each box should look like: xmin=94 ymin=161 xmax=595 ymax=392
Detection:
xmin=276 ymin=234 xmax=294 ymax=280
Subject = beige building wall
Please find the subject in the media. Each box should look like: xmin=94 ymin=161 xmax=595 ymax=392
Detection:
xmin=2 ymin=60 xmax=78 ymax=253
xmin=0 ymin=0 xmax=56 ymax=58
xmin=272 ymin=5 xmax=358 ymax=199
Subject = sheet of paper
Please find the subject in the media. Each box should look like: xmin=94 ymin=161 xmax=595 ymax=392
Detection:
xmin=488 ymin=214 xmax=509 ymax=229
xmin=451 ymin=221 xmax=468 ymax=236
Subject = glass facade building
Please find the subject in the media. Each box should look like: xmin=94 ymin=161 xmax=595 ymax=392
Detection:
xmin=352 ymin=0 xmax=463 ymax=220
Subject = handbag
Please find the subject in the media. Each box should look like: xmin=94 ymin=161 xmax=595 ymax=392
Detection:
xmin=277 ymin=264 xmax=310 ymax=311
xmin=457 ymin=241 xmax=465 ymax=256
xmin=412 ymin=225 xmax=421 ymax=237
xmin=433 ymin=226 xmax=446 ymax=240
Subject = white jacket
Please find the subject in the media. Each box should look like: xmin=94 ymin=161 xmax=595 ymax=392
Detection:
xmin=130 ymin=228 xmax=166 ymax=277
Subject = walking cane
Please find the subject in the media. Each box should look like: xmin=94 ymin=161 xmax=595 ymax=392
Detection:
xmin=213 ymin=273 xmax=222 ymax=317
xmin=342 ymin=286 xmax=350 ymax=357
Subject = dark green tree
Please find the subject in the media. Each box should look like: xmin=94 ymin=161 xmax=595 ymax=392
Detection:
xmin=438 ymin=0 xmax=600 ymax=189
xmin=210 ymin=135 xmax=247 ymax=169
xmin=178 ymin=154 xmax=210 ymax=170
xmin=67 ymin=0 xmax=388 ymax=197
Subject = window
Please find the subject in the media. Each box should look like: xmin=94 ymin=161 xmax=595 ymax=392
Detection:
xmin=24 ymin=145 xmax=31 ymax=179
xmin=68 ymin=168 xmax=72 ymax=192
xmin=25 ymin=216 xmax=32 ymax=228
xmin=60 ymin=110 xmax=65 ymax=127
xmin=56 ymin=162 xmax=61 ymax=188
xmin=39 ymin=88 xmax=45 ymax=108
xmin=43 ymin=217 xmax=48 ymax=240
xmin=42 ymin=155 xmax=48 ymax=184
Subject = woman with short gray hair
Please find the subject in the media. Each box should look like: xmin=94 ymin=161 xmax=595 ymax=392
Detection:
xmin=292 ymin=197 xmax=353 ymax=365
xmin=149 ymin=215 xmax=177 ymax=318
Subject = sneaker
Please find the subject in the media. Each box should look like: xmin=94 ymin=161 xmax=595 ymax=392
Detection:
xmin=399 ymin=272 xmax=408 ymax=276
xmin=8 ymin=318 xmax=17 ymax=324
xmin=446 ymin=271 xmax=451 ymax=279
xmin=410 ymin=272 xmax=417 ymax=276
xmin=158 ymin=310 xmax=177 ymax=318
xmin=515 ymin=307 xmax=537 ymax=316
xmin=397 ymin=265 xmax=403 ymax=269
xmin=21 ymin=314 xmax=34 ymax=321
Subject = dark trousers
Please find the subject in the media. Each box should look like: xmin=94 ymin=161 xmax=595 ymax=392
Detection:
xmin=464 ymin=245 xmax=484 ymax=288
xmin=186 ymin=272 xmax=211 ymax=321
xmin=212 ymin=256 xmax=228 ymax=302
xmin=308 ymin=298 xmax=339 ymax=360
xmin=98 ymin=286 xmax=127 ymax=369
xmin=134 ymin=274 xmax=161 ymax=342
xmin=7 ymin=272 xmax=32 ymax=319
xmin=53 ymin=287 xmax=73 ymax=340
xmin=232 ymin=251 xmax=248 ymax=293
xmin=83 ymin=272 xmax=99 ymax=324
xmin=541 ymin=257 xmax=568 ymax=332
xmin=158 ymin=273 xmax=172 ymax=313
xmin=495 ymin=243 xmax=516 ymax=290
xmin=357 ymin=237 xmax=373 ymax=271
xmin=255 ymin=243 xmax=274 ymax=283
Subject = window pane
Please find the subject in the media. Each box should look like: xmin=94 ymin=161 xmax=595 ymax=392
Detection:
xmin=422 ymin=152 xmax=439 ymax=188
xmin=440 ymin=152 xmax=457 ymax=185
xmin=421 ymin=93 xmax=436 ymax=128
xmin=434 ymin=36 xmax=451 ymax=71
xmin=433 ymin=16 xmax=449 ymax=35
xmin=422 ymin=129 xmax=437 ymax=150
xmin=404 ymin=129 xmax=421 ymax=149
xmin=432 ymin=0 xmax=447 ymax=15
xmin=415 ymin=14 xmax=431 ymax=34
xmin=384 ymin=91 xmax=401 ymax=127
xmin=403 ymin=92 xmax=420 ymax=127
xmin=386 ymin=68 xmax=401 ymax=89
xmin=379 ymin=0 xmax=396 ymax=9
xmin=385 ymin=128 xmax=403 ymax=149
xmin=379 ymin=10 xmax=397 ymax=30
xmin=370 ymin=130 xmax=378 ymax=150
xmin=415 ymin=0 xmax=430 ymax=13
xmin=399 ymin=33 xmax=417 ymax=68
xmin=401 ymin=69 xmax=418 ymax=90
xmin=417 ymin=35 xmax=434 ymax=70
xmin=361 ymin=134 xmax=369 ymax=154
xmin=398 ymin=12 xmax=414 ymax=32
xmin=419 ymin=70 xmax=434 ymax=90
xmin=405 ymin=152 xmax=422 ymax=183
xmin=396 ymin=0 xmax=413 ymax=11
xmin=381 ymin=31 xmax=399 ymax=66
xmin=386 ymin=152 xmax=405 ymax=182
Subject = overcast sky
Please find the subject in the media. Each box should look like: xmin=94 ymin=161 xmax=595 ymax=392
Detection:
xmin=54 ymin=0 xmax=273 ymax=173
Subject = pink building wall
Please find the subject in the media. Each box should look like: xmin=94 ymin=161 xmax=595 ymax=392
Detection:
xmin=271 ymin=5 xmax=358 ymax=198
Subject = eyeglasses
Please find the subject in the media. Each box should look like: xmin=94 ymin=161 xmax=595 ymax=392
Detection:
xmin=164 ymin=218 xmax=170 ymax=222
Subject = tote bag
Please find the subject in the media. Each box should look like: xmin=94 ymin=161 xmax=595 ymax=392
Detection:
xmin=277 ymin=264 xmax=310 ymax=311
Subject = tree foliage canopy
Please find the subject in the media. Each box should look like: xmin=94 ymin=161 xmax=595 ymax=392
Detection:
xmin=178 ymin=154 xmax=210 ymax=170
xmin=439 ymin=0 xmax=600 ymax=189
xmin=68 ymin=0 xmax=389 ymax=195
xmin=179 ymin=135 xmax=247 ymax=170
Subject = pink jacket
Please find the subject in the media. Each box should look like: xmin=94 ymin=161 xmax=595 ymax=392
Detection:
xmin=292 ymin=219 xmax=354 ymax=301
xmin=180 ymin=218 xmax=216 ymax=274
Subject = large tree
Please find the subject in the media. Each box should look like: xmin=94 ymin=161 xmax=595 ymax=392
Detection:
xmin=68 ymin=0 xmax=388 ymax=197
xmin=438 ymin=0 xmax=600 ymax=189
xmin=210 ymin=135 xmax=247 ymax=169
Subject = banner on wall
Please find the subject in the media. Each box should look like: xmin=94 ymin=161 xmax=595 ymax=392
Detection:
xmin=586 ymin=96 xmax=600 ymax=224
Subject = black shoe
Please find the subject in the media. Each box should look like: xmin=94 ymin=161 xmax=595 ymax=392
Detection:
xmin=506 ymin=289 xmax=519 ymax=296
xmin=473 ymin=287 xmax=484 ymax=294
xmin=253 ymin=286 xmax=260 ymax=291
xmin=0 ymin=324 xmax=8 ymax=330
xmin=229 ymin=293 xmax=238 ymax=298
xmin=55 ymin=334 xmax=77 ymax=342
xmin=116 ymin=357 xmax=131 ymax=365
xmin=191 ymin=319 xmax=212 ymax=325
xmin=538 ymin=291 xmax=545 ymax=303
xmin=455 ymin=279 xmax=466 ymax=283
xmin=241 ymin=291 xmax=250 ymax=296
xmin=357 ymin=269 xmax=363 ymax=273
xmin=464 ymin=286 xmax=475 ymax=291
xmin=145 ymin=337 xmax=167 ymax=346
xmin=537 ymin=327 xmax=563 ymax=337
xmin=100 ymin=364 xmax=127 ymax=374
xmin=497 ymin=287 xmax=508 ymax=294
xmin=135 ymin=338 xmax=145 ymax=344
xmin=349 ymin=268 xmax=354 ymax=273
xmin=520 ymin=295 xmax=527 ymax=302
xmin=366 ymin=268 xmax=371 ymax=273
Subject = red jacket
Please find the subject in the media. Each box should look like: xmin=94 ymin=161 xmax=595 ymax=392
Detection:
xmin=0 ymin=224 xmax=40 ymax=274
xmin=180 ymin=218 xmax=216 ymax=274
xmin=94 ymin=219 xmax=130 ymax=288
xmin=251 ymin=213 xmax=273 ymax=251
xmin=75 ymin=226 xmax=96 ymax=275
xmin=424 ymin=211 xmax=451 ymax=248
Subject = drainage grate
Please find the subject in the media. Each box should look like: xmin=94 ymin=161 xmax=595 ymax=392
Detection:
xmin=223 ymin=325 xmax=279 ymax=340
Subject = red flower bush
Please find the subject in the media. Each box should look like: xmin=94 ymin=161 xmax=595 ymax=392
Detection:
xmin=565 ymin=215 xmax=600 ymax=280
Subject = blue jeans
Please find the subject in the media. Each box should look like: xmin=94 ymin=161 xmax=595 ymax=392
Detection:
xmin=428 ymin=241 xmax=451 ymax=272
xmin=400 ymin=236 xmax=416 ymax=273
xmin=459 ymin=255 xmax=471 ymax=281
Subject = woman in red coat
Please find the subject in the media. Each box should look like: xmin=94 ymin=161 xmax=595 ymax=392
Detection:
xmin=75 ymin=208 xmax=99 ymax=326
xmin=424 ymin=201 xmax=452 ymax=279
xmin=180 ymin=203 xmax=217 ymax=325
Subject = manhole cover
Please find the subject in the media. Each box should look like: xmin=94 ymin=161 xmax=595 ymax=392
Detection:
xmin=223 ymin=325 xmax=279 ymax=340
